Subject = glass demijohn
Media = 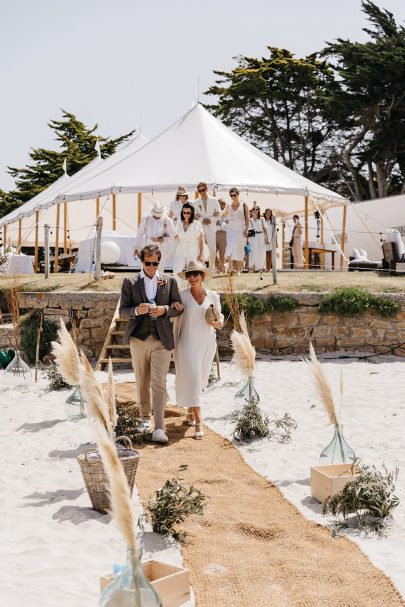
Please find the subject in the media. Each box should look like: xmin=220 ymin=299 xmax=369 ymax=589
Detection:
xmin=99 ymin=548 xmax=162 ymax=607
xmin=65 ymin=385 xmax=85 ymax=421
xmin=5 ymin=350 xmax=32 ymax=385
xmin=235 ymin=375 xmax=260 ymax=405
xmin=320 ymin=425 xmax=356 ymax=465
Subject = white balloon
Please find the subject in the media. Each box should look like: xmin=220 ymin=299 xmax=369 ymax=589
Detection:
xmin=100 ymin=241 xmax=121 ymax=264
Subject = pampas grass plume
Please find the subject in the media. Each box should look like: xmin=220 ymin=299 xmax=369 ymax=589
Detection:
xmin=94 ymin=425 xmax=136 ymax=550
xmin=306 ymin=342 xmax=339 ymax=427
xmin=79 ymin=352 xmax=112 ymax=436
xmin=231 ymin=313 xmax=256 ymax=377
xmin=52 ymin=319 xmax=80 ymax=386
xmin=105 ymin=358 xmax=117 ymax=429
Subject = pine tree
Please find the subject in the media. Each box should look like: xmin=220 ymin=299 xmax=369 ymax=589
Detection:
xmin=0 ymin=110 xmax=134 ymax=218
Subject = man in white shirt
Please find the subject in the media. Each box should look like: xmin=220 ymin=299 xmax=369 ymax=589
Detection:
xmin=192 ymin=181 xmax=221 ymax=271
xmin=134 ymin=201 xmax=174 ymax=272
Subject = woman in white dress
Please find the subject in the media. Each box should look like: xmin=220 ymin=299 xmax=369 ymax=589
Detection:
xmin=248 ymin=206 xmax=268 ymax=272
xmin=168 ymin=186 xmax=190 ymax=263
xmin=291 ymin=214 xmax=304 ymax=269
xmin=172 ymin=203 xmax=204 ymax=284
xmin=173 ymin=261 xmax=223 ymax=439
xmin=222 ymin=187 xmax=249 ymax=275
xmin=263 ymin=208 xmax=276 ymax=272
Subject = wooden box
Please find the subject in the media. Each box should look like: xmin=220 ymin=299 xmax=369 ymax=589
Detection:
xmin=100 ymin=559 xmax=190 ymax=607
xmin=311 ymin=464 xmax=360 ymax=503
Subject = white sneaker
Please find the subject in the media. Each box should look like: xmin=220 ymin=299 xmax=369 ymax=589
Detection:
xmin=152 ymin=429 xmax=168 ymax=443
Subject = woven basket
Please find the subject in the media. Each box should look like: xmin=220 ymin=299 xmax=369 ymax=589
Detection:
xmin=77 ymin=436 xmax=140 ymax=513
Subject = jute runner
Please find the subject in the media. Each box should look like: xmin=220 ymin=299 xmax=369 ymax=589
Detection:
xmin=117 ymin=385 xmax=404 ymax=607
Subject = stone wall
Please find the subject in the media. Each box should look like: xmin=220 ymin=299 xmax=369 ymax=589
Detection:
xmin=0 ymin=324 xmax=14 ymax=350
xmin=17 ymin=291 xmax=405 ymax=359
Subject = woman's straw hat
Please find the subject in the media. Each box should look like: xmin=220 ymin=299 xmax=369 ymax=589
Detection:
xmin=177 ymin=260 xmax=212 ymax=280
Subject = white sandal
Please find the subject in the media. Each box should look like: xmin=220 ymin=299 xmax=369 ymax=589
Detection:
xmin=194 ymin=424 xmax=204 ymax=440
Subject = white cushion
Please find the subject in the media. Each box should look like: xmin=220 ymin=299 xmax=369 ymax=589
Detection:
xmin=352 ymin=248 xmax=361 ymax=260
xmin=387 ymin=229 xmax=405 ymax=256
xmin=359 ymin=248 xmax=368 ymax=260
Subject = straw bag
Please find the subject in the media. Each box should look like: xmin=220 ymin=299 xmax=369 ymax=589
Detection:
xmin=77 ymin=436 xmax=140 ymax=513
xmin=205 ymin=304 xmax=220 ymax=324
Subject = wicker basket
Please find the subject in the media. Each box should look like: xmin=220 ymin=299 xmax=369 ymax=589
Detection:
xmin=77 ymin=436 xmax=140 ymax=513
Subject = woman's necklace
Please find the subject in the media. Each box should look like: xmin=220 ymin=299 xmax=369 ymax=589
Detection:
xmin=191 ymin=287 xmax=205 ymax=305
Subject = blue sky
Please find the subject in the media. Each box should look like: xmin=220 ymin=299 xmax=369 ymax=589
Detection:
xmin=1 ymin=0 xmax=405 ymax=190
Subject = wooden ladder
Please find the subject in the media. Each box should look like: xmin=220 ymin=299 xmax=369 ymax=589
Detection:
xmin=96 ymin=299 xmax=132 ymax=371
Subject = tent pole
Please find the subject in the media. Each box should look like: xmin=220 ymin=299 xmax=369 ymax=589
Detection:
xmin=320 ymin=213 xmax=324 ymax=269
xmin=54 ymin=203 xmax=60 ymax=273
xmin=112 ymin=193 xmax=117 ymax=231
xmin=304 ymin=196 xmax=309 ymax=270
xmin=340 ymin=205 xmax=347 ymax=271
xmin=63 ymin=202 xmax=67 ymax=254
xmin=96 ymin=196 xmax=100 ymax=218
xmin=18 ymin=219 xmax=22 ymax=252
xmin=281 ymin=221 xmax=285 ymax=270
xmin=34 ymin=211 xmax=39 ymax=272
xmin=137 ymin=193 xmax=142 ymax=226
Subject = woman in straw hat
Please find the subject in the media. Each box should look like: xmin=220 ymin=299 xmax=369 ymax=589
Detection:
xmin=168 ymin=185 xmax=190 ymax=224
xmin=172 ymin=261 xmax=223 ymax=439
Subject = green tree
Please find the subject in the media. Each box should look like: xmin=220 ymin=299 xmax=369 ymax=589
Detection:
xmin=320 ymin=0 xmax=405 ymax=199
xmin=0 ymin=111 xmax=134 ymax=218
xmin=205 ymin=48 xmax=340 ymax=187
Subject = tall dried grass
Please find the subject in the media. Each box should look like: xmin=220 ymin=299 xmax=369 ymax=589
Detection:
xmin=6 ymin=274 xmax=21 ymax=349
xmin=79 ymin=352 xmax=113 ymax=436
xmin=105 ymin=357 xmax=117 ymax=429
xmin=230 ymin=312 xmax=256 ymax=378
xmin=306 ymin=342 xmax=339 ymax=427
xmin=51 ymin=319 xmax=80 ymax=386
xmin=221 ymin=274 xmax=242 ymax=332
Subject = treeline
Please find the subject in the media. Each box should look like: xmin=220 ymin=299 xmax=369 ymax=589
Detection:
xmin=205 ymin=1 xmax=405 ymax=201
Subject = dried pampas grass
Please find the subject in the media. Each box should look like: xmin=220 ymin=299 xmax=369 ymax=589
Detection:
xmin=306 ymin=342 xmax=339 ymax=427
xmin=105 ymin=358 xmax=117 ymax=429
xmin=52 ymin=319 xmax=80 ymax=386
xmin=221 ymin=274 xmax=242 ymax=332
xmin=94 ymin=424 xmax=137 ymax=550
xmin=79 ymin=352 xmax=113 ymax=436
xmin=6 ymin=274 xmax=21 ymax=349
xmin=231 ymin=313 xmax=256 ymax=377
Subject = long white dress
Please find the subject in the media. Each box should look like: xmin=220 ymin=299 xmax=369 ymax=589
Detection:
xmin=175 ymin=288 xmax=223 ymax=407
xmin=248 ymin=217 xmax=267 ymax=270
xmin=226 ymin=202 xmax=246 ymax=261
xmin=172 ymin=220 xmax=203 ymax=282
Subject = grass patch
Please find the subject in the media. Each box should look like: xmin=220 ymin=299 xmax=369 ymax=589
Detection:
xmin=319 ymin=288 xmax=400 ymax=318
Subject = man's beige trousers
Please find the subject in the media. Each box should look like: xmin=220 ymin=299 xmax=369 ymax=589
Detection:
xmin=129 ymin=335 xmax=172 ymax=429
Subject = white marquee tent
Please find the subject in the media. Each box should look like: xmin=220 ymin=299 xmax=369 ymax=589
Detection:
xmin=1 ymin=103 xmax=348 ymax=270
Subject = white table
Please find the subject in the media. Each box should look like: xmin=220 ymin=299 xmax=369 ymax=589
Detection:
xmin=75 ymin=233 xmax=140 ymax=273
xmin=0 ymin=253 xmax=34 ymax=275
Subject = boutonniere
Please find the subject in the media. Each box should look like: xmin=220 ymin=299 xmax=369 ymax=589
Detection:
xmin=157 ymin=278 xmax=167 ymax=287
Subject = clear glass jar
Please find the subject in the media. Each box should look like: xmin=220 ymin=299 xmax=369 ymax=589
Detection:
xmin=65 ymin=385 xmax=85 ymax=421
xmin=99 ymin=547 xmax=162 ymax=607
xmin=5 ymin=350 xmax=32 ymax=385
xmin=234 ymin=375 xmax=260 ymax=405
xmin=320 ymin=425 xmax=356 ymax=465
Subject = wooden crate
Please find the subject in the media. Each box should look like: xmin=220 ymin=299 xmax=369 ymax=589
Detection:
xmin=100 ymin=559 xmax=190 ymax=607
xmin=311 ymin=464 xmax=360 ymax=503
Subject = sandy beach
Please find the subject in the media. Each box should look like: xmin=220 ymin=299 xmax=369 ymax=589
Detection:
xmin=1 ymin=355 xmax=404 ymax=605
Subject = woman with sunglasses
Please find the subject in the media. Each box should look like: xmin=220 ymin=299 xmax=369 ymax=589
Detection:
xmin=222 ymin=187 xmax=249 ymax=275
xmin=248 ymin=205 xmax=268 ymax=272
xmin=172 ymin=202 xmax=204 ymax=284
xmin=173 ymin=261 xmax=223 ymax=439
xmin=263 ymin=208 xmax=276 ymax=271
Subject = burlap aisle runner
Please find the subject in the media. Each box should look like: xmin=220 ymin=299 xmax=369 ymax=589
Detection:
xmin=118 ymin=387 xmax=403 ymax=606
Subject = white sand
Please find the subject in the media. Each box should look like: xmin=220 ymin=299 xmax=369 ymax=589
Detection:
xmin=0 ymin=371 xmax=193 ymax=607
xmin=1 ymin=356 xmax=404 ymax=605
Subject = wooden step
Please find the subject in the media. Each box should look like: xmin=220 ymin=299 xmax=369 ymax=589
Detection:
xmin=99 ymin=357 xmax=132 ymax=364
xmin=106 ymin=344 xmax=130 ymax=350
xmin=111 ymin=330 xmax=125 ymax=336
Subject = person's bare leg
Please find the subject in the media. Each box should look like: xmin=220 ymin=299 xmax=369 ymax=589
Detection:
xmin=192 ymin=406 xmax=203 ymax=439
xmin=186 ymin=407 xmax=195 ymax=425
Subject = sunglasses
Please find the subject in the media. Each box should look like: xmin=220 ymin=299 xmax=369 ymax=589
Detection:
xmin=230 ymin=193 xmax=238 ymax=198
xmin=185 ymin=271 xmax=202 ymax=278
xmin=198 ymin=188 xmax=206 ymax=193
xmin=182 ymin=211 xmax=191 ymax=215
xmin=144 ymin=261 xmax=159 ymax=267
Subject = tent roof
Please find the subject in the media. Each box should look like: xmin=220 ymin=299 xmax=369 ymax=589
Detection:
xmin=0 ymin=132 xmax=149 ymax=227
xmin=62 ymin=103 xmax=346 ymax=206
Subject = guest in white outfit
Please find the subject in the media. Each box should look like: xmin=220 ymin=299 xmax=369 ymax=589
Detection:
xmin=248 ymin=205 xmax=268 ymax=272
xmin=172 ymin=203 xmax=204 ymax=284
xmin=134 ymin=201 xmax=174 ymax=272
xmin=172 ymin=261 xmax=223 ymax=440
xmin=222 ymin=187 xmax=249 ymax=275
xmin=168 ymin=186 xmax=189 ymax=263
xmin=215 ymin=198 xmax=227 ymax=273
xmin=263 ymin=208 xmax=276 ymax=271
xmin=192 ymin=181 xmax=221 ymax=271
xmin=291 ymin=214 xmax=304 ymax=269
